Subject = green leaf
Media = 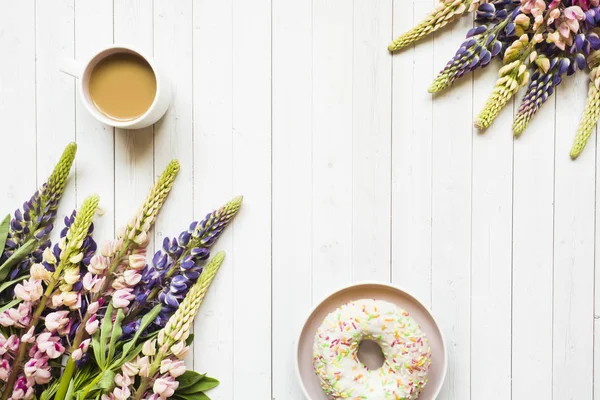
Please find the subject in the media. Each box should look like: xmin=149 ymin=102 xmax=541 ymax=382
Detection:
xmin=0 ymin=215 xmax=10 ymax=255
xmin=173 ymin=393 xmax=210 ymax=400
xmin=64 ymin=378 xmax=76 ymax=400
xmin=185 ymin=333 xmax=195 ymax=347
xmin=176 ymin=370 xmax=206 ymax=390
xmin=0 ymin=238 xmax=37 ymax=280
xmin=96 ymin=370 xmax=116 ymax=393
xmin=177 ymin=376 xmax=220 ymax=395
xmin=107 ymin=309 xmax=125 ymax=363
xmin=91 ymin=330 xmax=102 ymax=368
xmin=99 ymin=301 xmax=114 ymax=367
xmin=118 ymin=304 xmax=162 ymax=364
xmin=0 ymin=275 xmax=28 ymax=296
xmin=0 ymin=298 xmax=21 ymax=314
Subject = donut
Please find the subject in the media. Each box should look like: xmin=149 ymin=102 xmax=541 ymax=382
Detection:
xmin=312 ymin=299 xmax=431 ymax=399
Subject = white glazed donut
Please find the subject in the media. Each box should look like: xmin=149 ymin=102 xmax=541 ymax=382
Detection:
xmin=313 ymin=299 xmax=431 ymax=399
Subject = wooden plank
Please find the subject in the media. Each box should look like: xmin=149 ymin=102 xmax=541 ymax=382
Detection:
xmin=35 ymin=0 xmax=76 ymax=232
xmin=470 ymin=61 xmax=513 ymax=399
xmin=74 ymin=0 xmax=114 ymax=236
xmin=311 ymin=0 xmax=353 ymax=301
xmin=0 ymin=2 xmax=37 ymax=220
xmin=511 ymin=83 xmax=555 ymax=399
xmin=430 ymin=12 xmax=473 ymax=400
xmin=391 ymin=0 xmax=434 ymax=306
xmin=352 ymin=0 xmax=392 ymax=282
xmin=231 ymin=0 xmax=272 ymax=396
xmin=271 ymin=0 xmax=313 ymax=398
xmin=192 ymin=0 xmax=235 ymax=398
xmin=553 ymin=75 xmax=595 ymax=399
xmin=113 ymin=0 xmax=155 ymax=253
xmin=153 ymin=0 xmax=195 ymax=369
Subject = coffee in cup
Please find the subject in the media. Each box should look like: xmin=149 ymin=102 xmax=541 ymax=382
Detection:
xmin=88 ymin=53 xmax=157 ymax=121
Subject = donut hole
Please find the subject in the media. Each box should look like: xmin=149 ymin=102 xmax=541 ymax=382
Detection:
xmin=357 ymin=339 xmax=384 ymax=370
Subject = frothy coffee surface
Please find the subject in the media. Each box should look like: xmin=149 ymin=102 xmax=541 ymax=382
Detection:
xmin=88 ymin=53 xmax=156 ymax=121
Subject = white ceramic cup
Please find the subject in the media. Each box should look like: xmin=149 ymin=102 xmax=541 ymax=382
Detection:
xmin=60 ymin=45 xmax=171 ymax=129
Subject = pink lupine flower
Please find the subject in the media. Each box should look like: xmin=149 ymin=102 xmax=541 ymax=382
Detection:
xmin=4 ymin=335 xmax=19 ymax=353
xmin=14 ymin=278 xmax=43 ymax=303
xmin=129 ymin=253 xmax=147 ymax=270
xmin=142 ymin=339 xmax=157 ymax=356
xmin=86 ymin=315 xmax=100 ymax=335
xmin=170 ymin=341 xmax=190 ymax=360
xmin=89 ymin=254 xmax=109 ymax=275
xmin=153 ymin=374 xmax=179 ymax=398
xmin=138 ymin=356 xmax=151 ymax=378
xmin=123 ymin=270 xmax=142 ymax=286
xmin=71 ymin=338 xmax=91 ymax=361
xmin=121 ymin=360 xmax=139 ymax=377
xmin=21 ymin=327 xmax=35 ymax=344
xmin=114 ymin=373 xmax=132 ymax=387
xmin=24 ymin=357 xmax=51 ymax=385
xmin=0 ymin=359 xmax=10 ymax=381
xmin=160 ymin=358 xmax=186 ymax=378
xmin=45 ymin=311 xmax=70 ymax=332
xmin=10 ymin=375 xmax=34 ymax=400
xmin=113 ymin=288 xmax=135 ymax=309
xmin=0 ymin=303 xmax=31 ymax=328
xmin=36 ymin=333 xmax=65 ymax=359
xmin=30 ymin=263 xmax=52 ymax=281
xmin=111 ymin=385 xmax=131 ymax=400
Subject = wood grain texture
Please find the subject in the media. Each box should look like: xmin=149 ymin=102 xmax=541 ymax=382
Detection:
xmin=272 ymin=0 xmax=313 ymax=398
xmin=231 ymin=0 xmax=272 ymax=397
xmin=1 ymin=0 xmax=600 ymax=398
xmin=192 ymin=0 xmax=235 ymax=398
xmin=553 ymin=74 xmax=595 ymax=399
xmin=430 ymin=11 xmax=473 ymax=400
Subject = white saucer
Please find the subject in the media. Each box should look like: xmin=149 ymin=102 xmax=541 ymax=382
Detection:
xmin=295 ymin=282 xmax=447 ymax=400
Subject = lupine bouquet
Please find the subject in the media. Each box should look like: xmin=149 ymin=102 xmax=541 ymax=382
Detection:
xmin=390 ymin=0 xmax=600 ymax=158
xmin=0 ymin=143 xmax=242 ymax=400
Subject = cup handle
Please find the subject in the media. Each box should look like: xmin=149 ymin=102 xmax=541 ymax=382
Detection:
xmin=59 ymin=58 xmax=84 ymax=79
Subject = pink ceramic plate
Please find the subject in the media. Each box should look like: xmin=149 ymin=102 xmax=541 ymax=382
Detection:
xmin=295 ymin=282 xmax=447 ymax=400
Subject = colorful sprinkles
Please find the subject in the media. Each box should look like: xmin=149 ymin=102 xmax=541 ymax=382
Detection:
xmin=312 ymin=299 xmax=432 ymax=399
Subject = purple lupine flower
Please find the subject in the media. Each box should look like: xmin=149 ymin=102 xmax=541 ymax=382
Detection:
xmin=121 ymin=196 xmax=243 ymax=338
xmin=0 ymin=144 xmax=77 ymax=274
xmin=513 ymin=54 xmax=571 ymax=135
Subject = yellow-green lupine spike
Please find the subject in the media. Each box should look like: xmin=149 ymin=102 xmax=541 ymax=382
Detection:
xmin=388 ymin=0 xmax=470 ymax=52
xmin=64 ymin=195 xmax=100 ymax=260
xmin=571 ymin=66 xmax=600 ymax=159
xmin=42 ymin=142 xmax=77 ymax=204
xmin=160 ymin=251 xmax=225 ymax=347
xmin=121 ymin=159 xmax=180 ymax=244
xmin=475 ymin=60 xmax=530 ymax=129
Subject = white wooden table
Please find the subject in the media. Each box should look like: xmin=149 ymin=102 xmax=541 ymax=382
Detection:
xmin=0 ymin=1 xmax=596 ymax=399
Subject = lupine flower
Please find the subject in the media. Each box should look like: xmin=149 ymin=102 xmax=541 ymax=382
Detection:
xmin=118 ymin=253 xmax=225 ymax=400
xmin=571 ymin=50 xmax=600 ymax=158
xmin=123 ymin=197 xmax=242 ymax=337
xmin=120 ymin=160 xmax=180 ymax=245
xmin=388 ymin=0 xmax=471 ymax=52
xmin=513 ymin=55 xmax=567 ymax=135
xmin=152 ymin=375 xmax=179 ymax=398
xmin=1 ymin=143 xmax=77 ymax=279
xmin=475 ymin=36 xmax=533 ymax=129
xmin=0 ymin=196 xmax=99 ymax=400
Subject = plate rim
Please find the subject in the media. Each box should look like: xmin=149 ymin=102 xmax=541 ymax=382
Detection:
xmin=294 ymin=280 xmax=448 ymax=399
